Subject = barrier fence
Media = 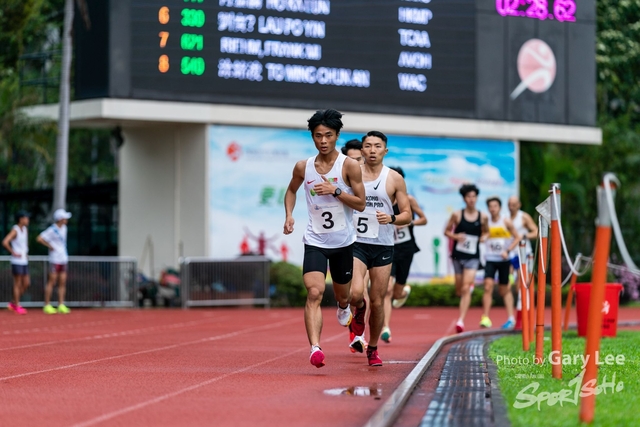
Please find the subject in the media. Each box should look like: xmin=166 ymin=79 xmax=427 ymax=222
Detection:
xmin=0 ymin=256 xmax=137 ymax=308
xmin=180 ymin=256 xmax=271 ymax=308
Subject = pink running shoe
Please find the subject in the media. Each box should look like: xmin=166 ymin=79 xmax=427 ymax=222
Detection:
xmin=15 ymin=305 xmax=27 ymax=315
xmin=455 ymin=320 xmax=464 ymax=333
xmin=350 ymin=300 xmax=367 ymax=337
xmin=310 ymin=347 xmax=325 ymax=368
xmin=366 ymin=348 xmax=382 ymax=367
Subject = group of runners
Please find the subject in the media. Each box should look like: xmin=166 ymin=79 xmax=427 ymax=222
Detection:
xmin=284 ymin=109 xmax=538 ymax=368
xmin=2 ymin=209 xmax=73 ymax=315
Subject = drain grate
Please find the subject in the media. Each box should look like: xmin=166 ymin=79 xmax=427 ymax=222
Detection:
xmin=419 ymin=337 xmax=499 ymax=427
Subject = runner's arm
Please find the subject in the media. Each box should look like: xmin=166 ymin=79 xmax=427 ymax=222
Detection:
xmin=36 ymin=234 xmax=54 ymax=251
xmin=283 ymin=161 xmax=305 ymax=235
xmin=504 ymin=219 xmax=522 ymax=253
xmin=523 ymin=212 xmax=539 ymax=240
xmin=479 ymin=213 xmax=490 ymax=242
xmin=2 ymin=229 xmax=17 ymax=256
xmin=444 ymin=213 xmax=465 ymax=242
xmin=379 ymin=171 xmax=411 ymax=225
xmin=408 ymin=195 xmax=427 ymax=226
xmin=339 ymin=157 xmax=366 ymax=212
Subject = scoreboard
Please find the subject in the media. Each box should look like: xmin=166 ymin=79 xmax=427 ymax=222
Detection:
xmin=74 ymin=0 xmax=596 ymax=126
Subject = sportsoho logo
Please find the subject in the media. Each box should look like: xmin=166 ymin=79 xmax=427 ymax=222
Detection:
xmin=510 ymin=39 xmax=556 ymax=100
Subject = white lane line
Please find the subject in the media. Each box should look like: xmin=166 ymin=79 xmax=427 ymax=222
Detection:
xmin=0 ymin=315 xmax=231 ymax=352
xmin=0 ymin=317 xmax=298 ymax=382
xmin=2 ymin=320 xmax=119 ymax=336
xmin=69 ymin=331 xmax=346 ymax=427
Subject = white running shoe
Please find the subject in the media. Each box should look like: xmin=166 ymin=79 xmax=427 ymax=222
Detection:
xmin=336 ymin=303 xmax=352 ymax=327
xmin=392 ymin=285 xmax=412 ymax=309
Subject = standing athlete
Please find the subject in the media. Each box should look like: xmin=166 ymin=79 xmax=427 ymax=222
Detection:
xmin=481 ymin=196 xmax=521 ymax=329
xmin=37 ymin=209 xmax=73 ymax=314
xmin=349 ymin=131 xmax=411 ymax=366
xmin=444 ymin=184 xmax=489 ymax=333
xmin=2 ymin=211 xmax=31 ymax=315
xmin=283 ymin=109 xmax=366 ymax=368
xmin=381 ymin=166 xmax=427 ymax=344
xmin=507 ymin=196 xmax=538 ymax=328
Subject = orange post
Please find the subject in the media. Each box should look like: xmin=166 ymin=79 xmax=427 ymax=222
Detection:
xmin=550 ymin=183 xmax=562 ymax=379
xmin=528 ymin=253 xmax=535 ymax=343
xmin=535 ymin=218 xmax=548 ymax=364
xmin=563 ymin=270 xmax=578 ymax=331
xmin=519 ymin=240 xmax=530 ymax=351
xmin=580 ymin=177 xmax=616 ymax=423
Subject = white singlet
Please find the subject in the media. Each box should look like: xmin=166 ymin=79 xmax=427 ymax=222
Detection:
xmin=302 ymin=153 xmax=356 ymax=248
xmin=485 ymin=216 xmax=512 ymax=262
xmin=509 ymin=210 xmax=532 ymax=258
xmin=10 ymin=225 xmax=28 ymax=266
xmin=353 ymin=166 xmax=395 ymax=246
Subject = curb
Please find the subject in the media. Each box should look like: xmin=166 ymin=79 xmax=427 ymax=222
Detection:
xmin=362 ymin=320 xmax=640 ymax=427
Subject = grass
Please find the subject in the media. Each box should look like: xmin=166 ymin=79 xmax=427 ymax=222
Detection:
xmin=488 ymin=330 xmax=640 ymax=427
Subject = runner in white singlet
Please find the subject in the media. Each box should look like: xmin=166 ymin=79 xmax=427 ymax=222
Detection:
xmin=283 ymin=109 xmax=366 ymax=369
xmin=2 ymin=211 xmax=31 ymax=315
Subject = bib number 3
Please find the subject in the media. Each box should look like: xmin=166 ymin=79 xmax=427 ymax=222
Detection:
xmin=311 ymin=204 xmax=347 ymax=234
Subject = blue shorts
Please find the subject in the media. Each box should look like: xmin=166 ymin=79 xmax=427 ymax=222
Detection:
xmin=510 ymin=256 xmax=520 ymax=269
xmin=11 ymin=264 xmax=29 ymax=276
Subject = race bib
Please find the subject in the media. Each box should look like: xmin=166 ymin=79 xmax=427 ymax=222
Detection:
xmin=354 ymin=213 xmax=379 ymax=239
xmin=310 ymin=204 xmax=347 ymax=234
xmin=486 ymin=238 xmax=506 ymax=257
xmin=394 ymin=226 xmax=411 ymax=244
xmin=457 ymin=234 xmax=478 ymax=255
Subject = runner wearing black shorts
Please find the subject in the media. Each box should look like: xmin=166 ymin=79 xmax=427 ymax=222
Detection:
xmin=283 ymin=109 xmax=366 ymax=368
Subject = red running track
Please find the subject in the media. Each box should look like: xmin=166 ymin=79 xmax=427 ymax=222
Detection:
xmin=1 ymin=306 xmax=639 ymax=427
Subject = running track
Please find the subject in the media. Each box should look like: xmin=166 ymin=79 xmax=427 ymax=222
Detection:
xmin=2 ymin=306 xmax=639 ymax=427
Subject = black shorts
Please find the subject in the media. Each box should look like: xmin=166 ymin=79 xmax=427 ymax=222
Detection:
xmin=391 ymin=251 xmax=414 ymax=285
xmin=303 ymin=244 xmax=354 ymax=285
xmin=484 ymin=260 xmax=511 ymax=285
xmin=353 ymin=243 xmax=394 ymax=270
xmin=11 ymin=264 xmax=28 ymax=276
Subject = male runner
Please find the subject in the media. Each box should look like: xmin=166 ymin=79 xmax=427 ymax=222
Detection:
xmin=2 ymin=211 xmax=31 ymax=314
xmin=349 ymin=131 xmax=411 ymax=366
xmin=37 ymin=208 xmax=73 ymax=314
xmin=381 ymin=166 xmax=427 ymax=343
xmin=341 ymin=139 xmax=364 ymax=164
xmin=507 ymin=196 xmax=538 ymax=329
xmin=283 ymin=109 xmax=366 ymax=368
xmin=481 ymin=196 xmax=521 ymax=329
xmin=444 ymin=184 xmax=489 ymax=333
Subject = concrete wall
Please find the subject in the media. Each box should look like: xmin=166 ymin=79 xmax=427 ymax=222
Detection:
xmin=119 ymin=124 xmax=207 ymax=278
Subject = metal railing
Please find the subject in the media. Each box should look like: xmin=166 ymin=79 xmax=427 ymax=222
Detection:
xmin=180 ymin=256 xmax=271 ymax=308
xmin=0 ymin=256 xmax=137 ymax=308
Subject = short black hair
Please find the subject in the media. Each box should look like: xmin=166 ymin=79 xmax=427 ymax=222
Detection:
xmin=389 ymin=166 xmax=405 ymax=178
xmin=341 ymin=139 xmax=362 ymax=155
xmin=486 ymin=196 xmax=502 ymax=207
xmin=15 ymin=210 xmax=30 ymax=223
xmin=362 ymin=130 xmax=388 ymax=145
xmin=307 ymin=109 xmax=343 ymax=134
xmin=459 ymin=183 xmax=480 ymax=197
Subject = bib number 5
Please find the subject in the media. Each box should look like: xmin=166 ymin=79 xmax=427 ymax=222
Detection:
xmin=354 ymin=214 xmax=379 ymax=238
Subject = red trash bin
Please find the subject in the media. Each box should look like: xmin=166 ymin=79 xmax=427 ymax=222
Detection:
xmin=573 ymin=283 xmax=624 ymax=337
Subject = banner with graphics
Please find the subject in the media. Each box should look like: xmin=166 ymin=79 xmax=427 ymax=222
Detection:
xmin=209 ymin=125 xmax=518 ymax=282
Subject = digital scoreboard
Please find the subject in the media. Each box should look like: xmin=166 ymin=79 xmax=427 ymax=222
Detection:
xmin=74 ymin=0 xmax=596 ymax=126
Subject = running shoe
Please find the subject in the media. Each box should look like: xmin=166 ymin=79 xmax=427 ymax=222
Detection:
xmin=381 ymin=327 xmax=392 ymax=343
xmin=57 ymin=304 xmax=71 ymax=314
xmin=349 ymin=334 xmax=366 ymax=353
xmin=15 ymin=305 xmax=27 ymax=315
xmin=43 ymin=304 xmax=57 ymax=314
xmin=336 ymin=303 xmax=352 ymax=327
xmin=350 ymin=300 xmax=367 ymax=336
xmin=8 ymin=302 xmax=16 ymax=312
xmin=469 ymin=284 xmax=475 ymax=294
xmin=366 ymin=348 xmax=382 ymax=366
xmin=455 ymin=320 xmax=464 ymax=333
xmin=392 ymin=285 xmax=412 ymax=309
xmin=310 ymin=346 xmax=325 ymax=368
xmin=479 ymin=316 xmax=492 ymax=328
xmin=501 ymin=319 xmax=515 ymax=330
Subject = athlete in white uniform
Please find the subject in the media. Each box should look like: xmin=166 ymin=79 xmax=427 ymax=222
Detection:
xmin=349 ymin=131 xmax=411 ymax=367
xmin=283 ymin=109 xmax=366 ymax=368
xmin=482 ymin=197 xmax=521 ymax=329
xmin=2 ymin=211 xmax=31 ymax=315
